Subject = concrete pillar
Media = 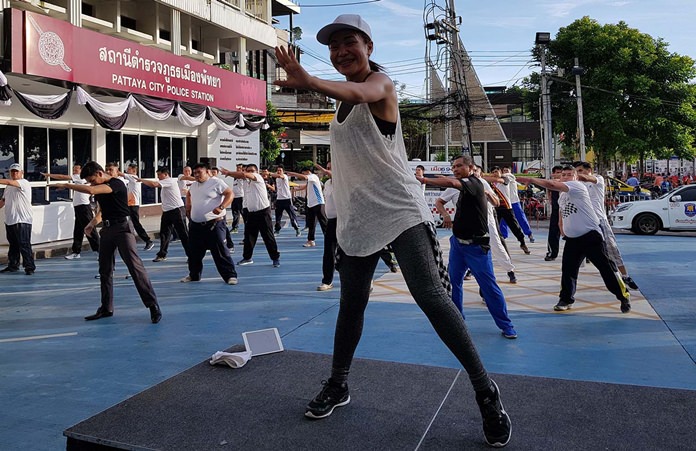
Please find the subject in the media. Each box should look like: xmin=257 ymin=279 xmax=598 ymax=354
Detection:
xmin=93 ymin=127 xmax=106 ymax=164
xmin=67 ymin=0 xmax=81 ymax=27
xmin=232 ymin=37 xmax=247 ymax=75
xmin=171 ymin=9 xmax=181 ymax=56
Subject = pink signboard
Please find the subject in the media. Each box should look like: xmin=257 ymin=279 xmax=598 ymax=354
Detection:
xmin=18 ymin=10 xmax=266 ymax=115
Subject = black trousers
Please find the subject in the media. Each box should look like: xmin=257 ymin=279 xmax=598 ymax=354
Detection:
xmin=98 ymin=220 xmax=157 ymax=312
xmin=547 ymin=210 xmax=561 ymax=258
xmin=5 ymin=223 xmax=35 ymax=271
xmin=559 ymin=230 xmax=629 ymax=304
xmin=242 ymin=207 xmax=280 ymax=261
xmin=128 ymin=206 xmax=151 ymax=243
xmin=72 ymin=204 xmax=100 ymax=254
xmin=187 ymin=220 xmax=237 ymax=281
xmin=274 ymin=198 xmax=299 ymax=232
xmin=231 ymin=197 xmax=244 ymax=229
xmin=157 ymin=206 xmax=189 ymax=258
xmin=305 ymin=204 xmax=327 ymax=241
xmin=322 ymin=218 xmax=338 ymax=285
xmin=494 ymin=207 xmax=526 ymax=245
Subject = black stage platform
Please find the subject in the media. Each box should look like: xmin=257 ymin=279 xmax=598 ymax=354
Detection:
xmin=65 ymin=348 xmax=696 ymax=450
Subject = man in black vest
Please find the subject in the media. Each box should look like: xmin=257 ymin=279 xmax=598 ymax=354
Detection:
xmin=57 ymin=161 xmax=161 ymax=323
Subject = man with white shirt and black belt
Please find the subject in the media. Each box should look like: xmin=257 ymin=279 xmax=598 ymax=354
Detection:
xmin=270 ymin=164 xmax=301 ymax=236
xmin=518 ymin=167 xmax=631 ymax=313
xmin=43 ymin=164 xmax=100 ymax=260
xmin=0 ymin=163 xmax=36 ymax=275
xmin=181 ymin=163 xmax=237 ymax=284
xmin=221 ymin=164 xmax=280 ymax=267
xmin=138 ymin=167 xmax=190 ymax=262
xmin=230 ymin=163 xmax=245 ymax=233
xmin=121 ymin=163 xmax=154 ymax=251
xmin=287 ymin=167 xmax=327 ymax=247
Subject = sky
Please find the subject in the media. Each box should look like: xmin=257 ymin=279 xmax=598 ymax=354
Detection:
xmin=276 ymin=0 xmax=696 ymax=101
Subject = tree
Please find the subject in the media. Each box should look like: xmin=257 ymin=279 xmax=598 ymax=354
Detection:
xmin=527 ymin=17 xmax=696 ymax=171
xmin=261 ymin=100 xmax=284 ymax=164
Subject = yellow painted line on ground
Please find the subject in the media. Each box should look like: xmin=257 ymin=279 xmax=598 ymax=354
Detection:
xmin=0 ymin=332 xmax=78 ymax=343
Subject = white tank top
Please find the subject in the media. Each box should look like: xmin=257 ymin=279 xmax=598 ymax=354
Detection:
xmin=330 ymin=102 xmax=433 ymax=256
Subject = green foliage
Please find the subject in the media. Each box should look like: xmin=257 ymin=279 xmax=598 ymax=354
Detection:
xmin=295 ymin=159 xmax=315 ymax=171
xmin=433 ymin=150 xmax=447 ymax=161
xmin=529 ymin=16 xmax=696 ymax=169
xmin=399 ymin=97 xmax=429 ymax=159
xmin=261 ymin=101 xmax=284 ymax=164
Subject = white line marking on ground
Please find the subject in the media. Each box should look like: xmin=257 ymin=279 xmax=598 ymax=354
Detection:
xmin=414 ymin=369 xmax=462 ymax=451
xmin=0 ymin=332 xmax=78 ymax=343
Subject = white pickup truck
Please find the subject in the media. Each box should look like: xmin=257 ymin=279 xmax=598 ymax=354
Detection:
xmin=610 ymin=184 xmax=696 ymax=234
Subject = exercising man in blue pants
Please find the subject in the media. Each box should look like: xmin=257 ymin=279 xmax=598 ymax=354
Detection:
xmin=418 ymin=155 xmax=517 ymax=339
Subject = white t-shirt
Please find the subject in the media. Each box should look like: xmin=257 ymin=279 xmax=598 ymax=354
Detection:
xmin=323 ymin=178 xmax=337 ymax=219
xmin=158 ymin=177 xmax=184 ymax=212
xmin=583 ymin=174 xmax=607 ymax=221
xmin=495 ymin=177 xmax=512 ymax=205
xmin=70 ymin=174 xmax=92 ymax=206
xmin=188 ymin=177 xmax=229 ymax=222
xmin=243 ymin=173 xmax=270 ymax=212
xmin=504 ymin=173 xmax=521 ymax=203
xmin=123 ymin=174 xmax=141 ymax=205
xmin=305 ymin=173 xmax=325 ymax=208
xmin=275 ymin=174 xmax=292 ymax=201
xmin=2 ymin=179 xmax=33 ymax=225
xmin=559 ymin=181 xmax=600 ymax=238
xmin=177 ymin=175 xmax=193 ymax=197
xmin=232 ymin=178 xmax=245 ymax=198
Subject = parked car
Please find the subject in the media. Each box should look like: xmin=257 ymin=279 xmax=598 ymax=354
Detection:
xmin=605 ymin=177 xmax=652 ymax=201
xmin=610 ymin=184 xmax=696 ymax=234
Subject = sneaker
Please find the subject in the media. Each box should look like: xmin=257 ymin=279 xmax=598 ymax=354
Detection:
xmin=620 ymin=299 xmax=631 ymax=313
xmin=622 ymin=276 xmax=638 ymax=290
xmin=528 ymin=234 xmax=535 ymax=243
xmin=544 ymin=255 xmax=556 ymax=261
xmin=317 ymin=283 xmax=333 ymax=291
xmin=305 ymin=379 xmax=350 ymax=419
xmin=274 ymin=230 xmax=280 ymax=236
xmin=463 ymin=269 xmax=473 ymax=280
xmin=237 ymin=259 xmax=253 ymax=266
xmin=64 ymin=253 xmax=81 ymax=260
xmin=389 ymin=265 xmax=399 ymax=273
xmin=502 ymin=329 xmax=518 ymax=339
xmin=295 ymin=229 xmax=301 ymax=237
xmin=232 ymin=227 xmax=239 ymax=234
xmin=152 ymin=255 xmax=167 ymax=262
xmin=0 ymin=267 xmax=19 ymax=273
xmin=272 ymin=259 xmax=281 ymax=268
xmin=144 ymin=241 xmax=155 ymax=251
xmin=180 ymin=275 xmax=195 ymax=283
xmin=476 ymin=380 xmax=511 ymax=447
xmin=520 ymin=244 xmax=531 ymax=255
xmin=226 ymin=277 xmax=238 ymax=285
xmin=553 ymin=300 xmax=573 ymax=311
xmin=507 ymin=271 xmax=517 ymax=284
xmin=303 ymin=241 xmax=316 ymax=248
xmin=25 ymin=270 xmax=35 ymax=276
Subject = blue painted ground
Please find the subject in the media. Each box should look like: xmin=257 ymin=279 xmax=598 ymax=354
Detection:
xmin=0 ymin=226 xmax=694 ymax=450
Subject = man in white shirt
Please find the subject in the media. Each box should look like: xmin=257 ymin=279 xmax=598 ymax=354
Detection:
xmin=43 ymin=164 xmax=100 ymax=259
xmin=573 ymin=161 xmax=638 ymax=290
xmin=221 ymin=164 xmax=280 ymax=267
xmin=178 ymin=166 xmax=193 ymax=204
xmin=122 ymin=163 xmax=154 ymax=251
xmin=230 ymin=163 xmax=245 ymax=233
xmin=518 ymin=167 xmax=631 ymax=313
xmin=501 ymin=167 xmax=535 ymax=243
xmin=181 ymin=163 xmax=237 ymax=284
xmin=484 ymin=167 xmax=530 ymax=254
xmin=139 ymin=167 xmax=190 ymax=262
xmin=287 ymin=167 xmax=327 ymax=247
xmin=270 ymin=164 xmax=301 ymax=237
xmin=0 ymin=163 xmax=35 ymax=274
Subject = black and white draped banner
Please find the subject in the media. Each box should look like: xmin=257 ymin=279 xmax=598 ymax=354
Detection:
xmin=0 ymin=70 xmax=268 ymax=131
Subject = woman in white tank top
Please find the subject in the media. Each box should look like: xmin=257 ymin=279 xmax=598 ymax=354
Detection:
xmin=274 ymin=15 xmax=511 ymax=446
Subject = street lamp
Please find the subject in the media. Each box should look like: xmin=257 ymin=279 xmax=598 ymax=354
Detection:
xmin=536 ymin=32 xmax=553 ymax=179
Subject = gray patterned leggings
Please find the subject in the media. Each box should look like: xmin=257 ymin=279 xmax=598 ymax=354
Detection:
xmin=331 ymin=222 xmax=491 ymax=392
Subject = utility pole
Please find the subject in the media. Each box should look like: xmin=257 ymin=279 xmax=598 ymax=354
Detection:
xmin=447 ymin=0 xmax=472 ymax=158
xmin=573 ymin=57 xmax=586 ymax=161
xmin=536 ymin=32 xmax=553 ymax=179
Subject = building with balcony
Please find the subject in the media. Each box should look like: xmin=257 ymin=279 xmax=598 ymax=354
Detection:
xmin=0 ymin=0 xmax=298 ymax=244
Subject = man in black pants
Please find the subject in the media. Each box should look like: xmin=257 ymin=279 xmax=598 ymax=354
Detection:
xmin=230 ymin=163 xmax=245 ymax=233
xmin=270 ymin=164 xmax=301 ymax=236
xmin=57 ymin=161 xmax=161 ymax=323
xmin=221 ymin=164 xmax=280 ymax=267
xmin=43 ymin=164 xmax=100 ymax=259
xmin=181 ymin=163 xmax=238 ymax=284
xmin=545 ymin=166 xmax=564 ymax=261
xmin=518 ymin=167 xmax=631 ymax=313
xmin=118 ymin=163 xmax=154 ymax=251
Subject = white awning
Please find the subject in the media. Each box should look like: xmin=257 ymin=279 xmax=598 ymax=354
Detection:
xmin=300 ymin=130 xmax=330 ymax=146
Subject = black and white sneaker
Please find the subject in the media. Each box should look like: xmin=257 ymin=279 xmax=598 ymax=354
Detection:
xmin=144 ymin=241 xmax=155 ymax=251
xmin=622 ymin=276 xmax=639 ymax=290
xmin=305 ymin=379 xmax=350 ymax=419
xmin=553 ymin=300 xmax=573 ymax=311
xmin=476 ymin=380 xmax=511 ymax=448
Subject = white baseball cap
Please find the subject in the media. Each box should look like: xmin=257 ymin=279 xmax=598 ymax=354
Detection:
xmin=316 ymin=14 xmax=372 ymax=45
xmin=9 ymin=163 xmax=22 ymax=171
